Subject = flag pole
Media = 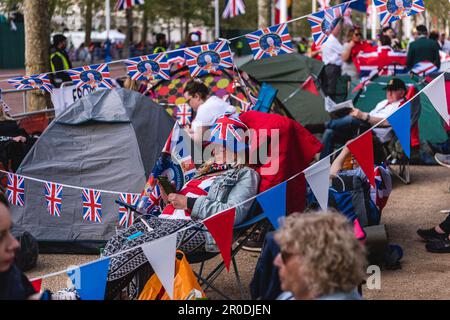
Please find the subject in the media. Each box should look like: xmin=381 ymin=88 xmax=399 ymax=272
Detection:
xmin=279 ymin=0 xmax=287 ymax=23
xmin=215 ymin=0 xmax=220 ymax=39
xmin=312 ymin=0 xmax=317 ymax=13
xmin=105 ymin=0 xmax=111 ymax=39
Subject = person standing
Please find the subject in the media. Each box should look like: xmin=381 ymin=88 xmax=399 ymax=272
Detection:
xmin=407 ymin=25 xmax=441 ymax=71
xmin=50 ymin=34 xmax=73 ymax=88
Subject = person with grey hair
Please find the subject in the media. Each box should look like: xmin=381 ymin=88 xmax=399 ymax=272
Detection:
xmin=274 ymin=211 xmax=367 ymax=300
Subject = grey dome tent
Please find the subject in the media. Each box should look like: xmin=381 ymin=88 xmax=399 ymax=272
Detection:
xmin=11 ymin=88 xmax=174 ymax=253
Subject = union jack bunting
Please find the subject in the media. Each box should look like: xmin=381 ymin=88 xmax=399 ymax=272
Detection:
xmin=308 ymin=2 xmax=350 ymax=46
xmin=125 ymin=53 xmax=170 ymax=81
xmin=373 ymin=0 xmax=425 ymax=26
xmin=176 ymin=104 xmax=192 ymax=127
xmin=184 ymin=40 xmax=234 ymax=77
xmin=44 ymin=182 xmax=63 ymax=217
xmin=69 ymin=64 xmax=114 ymax=91
xmin=115 ymin=0 xmax=144 ymax=10
xmin=222 ymin=0 xmax=246 ymax=19
xmin=6 ymin=173 xmax=25 ymax=206
xmin=82 ymin=189 xmax=102 ymax=223
xmin=245 ymin=23 xmax=294 ymax=60
xmin=118 ymin=193 xmax=140 ymax=228
xmin=8 ymin=73 xmax=53 ymax=93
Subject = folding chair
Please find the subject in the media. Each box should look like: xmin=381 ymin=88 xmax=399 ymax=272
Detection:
xmin=181 ymin=205 xmax=267 ymax=300
xmin=252 ymin=82 xmax=278 ymax=113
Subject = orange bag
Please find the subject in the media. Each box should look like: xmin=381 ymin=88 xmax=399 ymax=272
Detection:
xmin=138 ymin=250 xmax=206 ymax=300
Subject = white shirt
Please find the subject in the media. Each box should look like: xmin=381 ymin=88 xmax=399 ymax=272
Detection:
xmin=191 ymin=96 xmax=236 ymax=131
xmin=369 ymin=98 xmax=404 ymax=143
xmin=322 ymin=34 xmax=344 ymax=66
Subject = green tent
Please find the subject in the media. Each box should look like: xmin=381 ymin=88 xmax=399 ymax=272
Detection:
xmin=241 ymin=53 xmax=329 ymax=125
xmin=350 ymin=75 xmax=448 ymax=144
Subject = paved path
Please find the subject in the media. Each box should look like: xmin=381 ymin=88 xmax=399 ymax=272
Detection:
xmin=25 ymin=166 xmax=450 ymax=299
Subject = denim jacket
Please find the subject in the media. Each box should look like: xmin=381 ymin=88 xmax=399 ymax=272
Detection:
xmin=191 ymin=166 xmax=260 ymax=252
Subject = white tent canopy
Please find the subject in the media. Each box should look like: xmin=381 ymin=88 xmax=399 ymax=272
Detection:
xmin=61 ymin=30 xmax=126 ymax=49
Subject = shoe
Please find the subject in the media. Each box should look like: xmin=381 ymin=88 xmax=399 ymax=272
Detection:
xmin=434 ymin=153 xmax=450 ymax=169
xmin=242 ymin=231 xmax=264 ymax=252
xmin=51 ymin=287 xmax=79 ymax=300
xmin=425 ymin=238 xmax=450 ymax=253
xmin=417 ymin=228 xmax=449 ymax=242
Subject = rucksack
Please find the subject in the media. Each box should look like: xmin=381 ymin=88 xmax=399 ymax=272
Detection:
xmin=11 ymin=227 xmax=39 ymax=272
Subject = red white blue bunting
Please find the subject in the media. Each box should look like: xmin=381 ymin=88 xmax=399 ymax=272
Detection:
xmin=245 ymin=23 xmax=294 ymax=60
xmin=184 ymin=40 xmax=234 ymax=77
xmin=125 ymin=53 xmax=171 ymax=81
xmin=69 ymin=64 xmax=115 ymax=91
xmin=373 ymin=0 xmax=425 ymax=26
xmin=8 ymin=74 xmax=53 ymax=93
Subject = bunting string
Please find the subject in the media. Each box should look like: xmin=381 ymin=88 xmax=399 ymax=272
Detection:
xmin=29 ymin=72 xmax=448 ymax=284
xmin=0 ymin=0 xmax=360 ymax=85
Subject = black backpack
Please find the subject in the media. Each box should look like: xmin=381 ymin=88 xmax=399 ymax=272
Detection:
xmin=12 ymin=227 xmax=39 ymax=272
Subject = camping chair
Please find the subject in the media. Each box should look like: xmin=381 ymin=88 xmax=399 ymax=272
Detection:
xmin=252 ymin=83 xmax=278 ymax=113
xmin=182 ymin=209 xmax=267 ymax=300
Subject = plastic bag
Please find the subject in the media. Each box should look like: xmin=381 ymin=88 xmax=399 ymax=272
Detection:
xmin=138 ymin=250 xmax=206 ymax=300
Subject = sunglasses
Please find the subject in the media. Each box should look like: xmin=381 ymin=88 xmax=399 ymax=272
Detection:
xmin=354 ymin=33 xmax=361 ymax=36
xmin=280 ymin=250 xmax=294 ymax=264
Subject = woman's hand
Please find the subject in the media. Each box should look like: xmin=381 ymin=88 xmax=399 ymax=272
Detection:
xmin=168 ymin=193 xmax=188 ymax=210
xmin=157 ymin=182 xmax=169 ymax=203
xmin=349 ymin=108 xmax=366 ymax=121
xmin=12 ymin=136 xmax=27 ymax=143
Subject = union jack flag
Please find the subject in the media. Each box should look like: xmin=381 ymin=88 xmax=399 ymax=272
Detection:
xmin=245 ymin=23 xmax=294 ymax=60
xmin=69 ymin=64 xmax=114 ymax=91
xmin=411 ymin=61 xmax=438 ymax=76
xmin=82 ymin=189 xmax=102 ymax=223
xmin=125 ymin=53 xmax=170 ymax=81
xmin=373 ymin=0 xmax=425 ymax=26
xmin=308 ymin=2 xmax=350 ymax=46
xmin=8 ymin=73 xmax=53 ymax=93
xmin=210 ymin=114 xmax=246 ymax=143
xmin=44 ymin=182 xmax=63 ymax=217
xmin=184 ymin=40 xmax=234 ymax=77
xmin=115 ymin=0 xmax=144 ymax=10
xmin=222 ymin=0 xmax=246 ymax=19
xmin=6 ymin=173 xmax=25 ymax=206
xmin=176 ymin=104 xmax=192 ymax=127
xmin=118 ymin=193 xmax=140 ymax=228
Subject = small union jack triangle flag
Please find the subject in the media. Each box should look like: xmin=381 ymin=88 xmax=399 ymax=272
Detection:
xmin=6 ymin=173 xmax=25 ymax=206
xmin=118 ymin=193 xmax=140 ymax=228
xmin=308 ymin=2 xmax=350 ymax=47
xmin=373 ymin=0 xmax=425 ymax=26
xmin=184 ymin=40 xmax=234 ymax=77
xmin=82 ymin=189 xmax=102 ymax=223
xmin=176 ymin=104 xmax=192 ymax=127
xmin=222 ymin=0 xmax=246 ymax=19
xmin=210 ymin=114 xmax=248 ymax=152
xmin=245 ymin=23 xmax=294 ymax=60
xmin=44 ymin=182 xmax=63 ymax=217
xmin=125 ymin=53 xmax=171 ymax=81
xmin=8 ymin=73 xmax=53 ymax=93
xmin=115 ymin=0 xmax=144 ymax=10
xmin=69 ymin=63 xmax=115 ymax=91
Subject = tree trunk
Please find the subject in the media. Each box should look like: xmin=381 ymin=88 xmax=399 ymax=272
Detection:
xmin=23 ymin=0 xmax=51 ymax=112
xmin=258 ymin=0 xmax=268 ymax=29
xmin=141 ymin=3 xmax=148 ymax=43
xmin=85 ymin=0 xmax=93 ymax=47
xmin=124 ymin=8 xmax=133 ymax=57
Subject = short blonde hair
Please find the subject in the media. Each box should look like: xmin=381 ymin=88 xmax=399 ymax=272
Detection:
xmin=275 ymin=211 xmax=367 ymax=298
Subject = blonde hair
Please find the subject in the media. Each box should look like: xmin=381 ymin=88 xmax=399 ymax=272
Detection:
xmin=123 ymin=77 xmax=139 ymax=91
xmin=275 ymin=211 xmax=367 ymax=298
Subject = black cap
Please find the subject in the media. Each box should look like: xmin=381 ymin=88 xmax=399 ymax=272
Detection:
xmin=384 ymin=78 xmax=407 ymax=91
xmin=53 ymin=34 xmax=67 ymax=46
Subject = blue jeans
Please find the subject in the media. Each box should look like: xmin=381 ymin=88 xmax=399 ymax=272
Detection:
xmin=320 ymin=115 xmax=369 ymax=159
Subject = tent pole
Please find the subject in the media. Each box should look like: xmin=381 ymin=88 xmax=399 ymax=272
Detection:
xmin=215 ymin=0 xmax=220 ymax=39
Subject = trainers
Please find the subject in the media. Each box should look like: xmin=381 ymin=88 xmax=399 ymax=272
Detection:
xmin=425 ymin=238 xmax=450 ymax=253
xmin=242 ymin=231 xmax=265 ymax=252
xmin=417 ymin=228 xmax=449 ymax=242
xmin=434 ymin=153 xmax=450 ymax=169
xmin=51 ymin=287 xmax=79 ymax=300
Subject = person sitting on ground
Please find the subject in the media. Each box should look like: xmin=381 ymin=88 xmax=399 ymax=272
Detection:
xmin=320 ymin=78 xmax=407 ymax=159
xmin=102 ymin=114 xmax=259 ymax=299
xmin=183 ymin=80 xmax=236 ymax=146
xmin=407 ymin=25 xmax=441 ymax=72
xmin=274 ymin=211 xmax=367 ymax=300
